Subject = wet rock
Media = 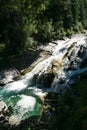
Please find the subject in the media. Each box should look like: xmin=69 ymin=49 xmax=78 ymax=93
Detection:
xmin=75 ymin=57 xmax=81 ymax=63
xmin=70 ymin=64 xmax=78 ymax=70
xmin=43 ymin=73 xmax=55 ymax=87
xmin=78 ymin=45 xmax=85 ymax=57
xmin=58 ymin=78 xmax=66 ymax=84
xmin=0 ymin=81 xmax=5 ymax=87
xmin=0 ymin=100 xmax=20 ymax=129
xmin=38 ymin=72 xmax=55 ymax=88
xmin=33 ymin=74 xmax=39 ymax=83
xmin=9 ymin=115 xmax=20 ymax=126
xmin=0 ymin=100 xmax=8 ymax=112
xmin=0 ymin=104 xmax=10 ymax=129
xmin=67 ymin=61 xmax=78 ymax=71
xmin=0 ymin=69 xmax=17 ymax=85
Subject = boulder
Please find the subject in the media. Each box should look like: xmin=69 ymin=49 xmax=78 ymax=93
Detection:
xmin=0 ymin=100 xmax=8 ymax=112
xmin=9 ymin=115 xmax=20 ymax=126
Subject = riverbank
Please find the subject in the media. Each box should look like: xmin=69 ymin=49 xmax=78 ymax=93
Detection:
xmin=0 ymin=40 xmax=57 ymax=85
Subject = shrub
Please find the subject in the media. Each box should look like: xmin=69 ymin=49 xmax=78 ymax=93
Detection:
xmin=25 ymin=37 xmax=37 ymax=48
xmin=37 ymin=20 xmax=55 ymax=42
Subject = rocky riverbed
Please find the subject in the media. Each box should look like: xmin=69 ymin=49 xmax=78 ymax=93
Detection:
xmin=0 ymin=31 xmax=87 ymax=129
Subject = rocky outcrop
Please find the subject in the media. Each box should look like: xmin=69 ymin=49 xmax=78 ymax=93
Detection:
xmin=0 ymin=100 xmax=20 ymax=130
xmin=0 ymin=100 xmax=8 ymax=112
xmin=0 ymin=100 xmax=10 ymax=129
xmin=39 ymin=33 xmax=87 ymax=90
xmin=0 ymin=69 xmax=18 ymax=86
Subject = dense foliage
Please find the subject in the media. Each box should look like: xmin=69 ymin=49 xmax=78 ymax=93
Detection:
xmin=49 ymin=79 xmax=87 ymax=130
xmin=0 ymin=0 xmax=87 ymax=61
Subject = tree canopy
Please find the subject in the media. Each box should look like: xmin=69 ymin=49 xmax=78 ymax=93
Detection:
xmin=0 ymin=0 xmax=87 ymax=61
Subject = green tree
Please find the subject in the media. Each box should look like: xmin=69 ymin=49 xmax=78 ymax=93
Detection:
xmin=71 ymin=0 xmax=80 ymax=24
xmin=0 ymin=0 xmax=26 ymax=59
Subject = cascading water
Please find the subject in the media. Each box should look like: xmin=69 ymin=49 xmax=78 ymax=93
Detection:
xmin=0 ymin=32 xmax=87 ymax=121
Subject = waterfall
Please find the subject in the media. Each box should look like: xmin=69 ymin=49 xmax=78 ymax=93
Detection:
xmin=0 ymin=32 xmax=87 ymax=121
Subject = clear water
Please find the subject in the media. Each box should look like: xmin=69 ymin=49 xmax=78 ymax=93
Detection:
xmin=0 ymin=85 xmax=43 ymax=120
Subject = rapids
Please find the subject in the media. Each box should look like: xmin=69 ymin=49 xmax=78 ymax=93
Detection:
xmin=0 ymin=32 xmax=87 ymax=121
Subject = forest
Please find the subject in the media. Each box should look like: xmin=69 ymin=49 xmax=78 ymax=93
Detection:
xmin=0 ymin=0 xmax=87 ymax=62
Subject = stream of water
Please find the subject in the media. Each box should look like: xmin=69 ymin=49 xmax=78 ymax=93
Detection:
xmin=0 ymin=32 xmax=87 ymax=121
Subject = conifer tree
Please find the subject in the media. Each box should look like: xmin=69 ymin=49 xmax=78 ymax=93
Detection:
xmin=71 ymin=0 xmax=79 ymax=24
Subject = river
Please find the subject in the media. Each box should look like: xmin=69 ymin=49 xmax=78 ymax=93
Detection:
xmin=0 ymin=32 xmax=87 ymax=121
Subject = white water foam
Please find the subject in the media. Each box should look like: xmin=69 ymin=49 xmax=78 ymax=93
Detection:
xmin=14 ymin=95 xmax=36 ymax=118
